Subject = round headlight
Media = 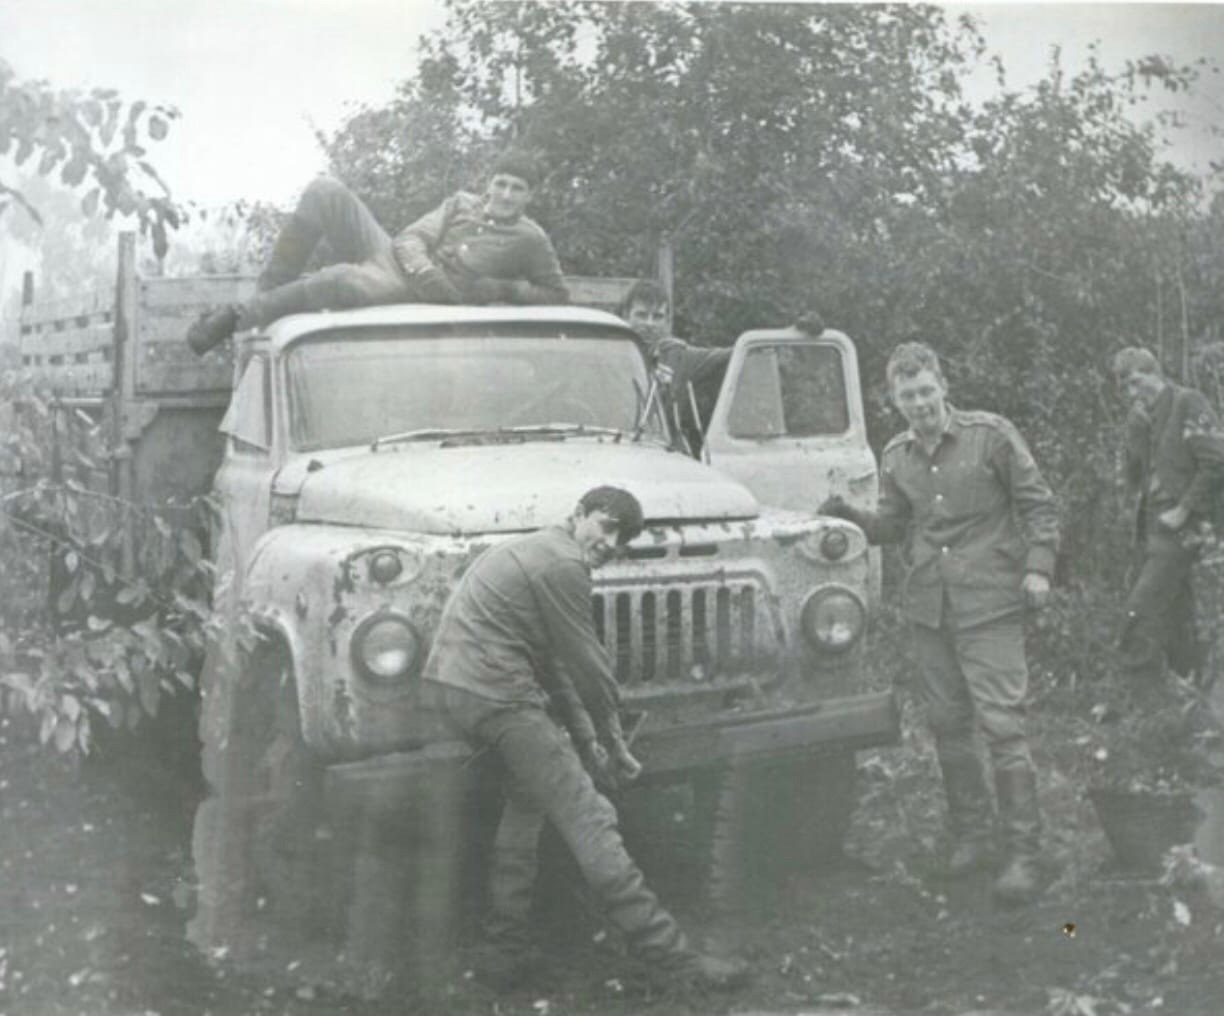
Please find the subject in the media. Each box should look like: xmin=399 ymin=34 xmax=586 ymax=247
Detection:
xmin=369 ymin=549 xmax=403 ymax=584
xmin=352 ymin=614 xmax=421 ymax=682
xmin=800 ymin=588 xmax=865 ymax=654
xmin=820 ymin=529 xmax=850 ymax=561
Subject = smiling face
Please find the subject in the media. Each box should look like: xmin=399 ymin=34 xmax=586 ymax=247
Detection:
xmin=891 ymin=368 xmax=949 ymax=441
xmin=484 ymin=172 xmax=533 ymax=221
xmin=1118 ymin=368 xmax=1166 ymax=414
xmin=625 ymin=300 xmax=670 ymax=346
xmin=570 ymin=508 xmax=623 ymax=568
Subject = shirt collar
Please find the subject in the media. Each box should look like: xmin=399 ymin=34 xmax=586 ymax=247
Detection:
xmin=905 ymin=404 xmax=959 ymax=453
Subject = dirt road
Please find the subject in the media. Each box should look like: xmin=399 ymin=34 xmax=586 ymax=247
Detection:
xmin=1 ymin=702 xmax=1222 ymax=1016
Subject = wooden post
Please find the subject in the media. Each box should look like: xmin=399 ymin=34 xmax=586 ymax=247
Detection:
xmin=21 ymin=271 xmax=35 ymax=308
xmin=656 ymin=239 xmax=675 ymax=332
xmin=112 ymin=232 xmax=139 ymax=574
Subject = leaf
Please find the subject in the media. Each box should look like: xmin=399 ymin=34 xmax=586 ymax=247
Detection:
xmin=137 ymin=666 xmax=160 ymax=718
xmin=62 ymin=694 xmax=82 ymax=722
xmin=65 ymin=551 xmax=80 ymax=574
xmin=54 ymin=715 xmax=77 ymax=753
xmin=148 ymin=115 xmax=168 ymax=141
xmin=82 ymin=187 xmax=101 ymax=216
xmin=80 ymin=571 xmax=96 ymax=603
xmin=56 ymin=579 xmax=78 ymax=615
xmin=85 ymin=615 xmax=111 ymax=633
xmin=179 ymin=530 xmax=203 ymax=565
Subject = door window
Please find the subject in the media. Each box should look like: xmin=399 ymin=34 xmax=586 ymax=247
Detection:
xmin=219 ymin=355 xmax=271 ymax=453
xmin=725 ymin=343 xmax=849 ymax=438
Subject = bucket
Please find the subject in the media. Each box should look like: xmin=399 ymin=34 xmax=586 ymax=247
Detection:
xmin=1088 ymin=786 xmax=1204 ymax=872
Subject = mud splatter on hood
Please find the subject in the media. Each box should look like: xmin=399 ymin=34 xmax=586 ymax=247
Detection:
xmin=292 ymin=440 xmax=759 ymax=533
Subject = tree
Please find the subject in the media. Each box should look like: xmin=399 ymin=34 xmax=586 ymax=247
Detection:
xmin=0 ymin=57 xmax=182 ymax=258
xmin=321 ymin=0 xmax=1224 ymax=679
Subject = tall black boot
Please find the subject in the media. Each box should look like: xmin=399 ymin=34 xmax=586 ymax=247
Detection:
xmin=993 ymin=766 xmax=1043 ymax=905
xmin=257 ymin=213 xmax=321 ymax=292
xmin=936 ymin=744 xmax=994 ymax=876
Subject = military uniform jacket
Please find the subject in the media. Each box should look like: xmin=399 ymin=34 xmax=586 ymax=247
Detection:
xmin=1122 ymin=383 xmax=1224 ymax=541
xmin=859 ymin=407 xmax=1060 ymax=630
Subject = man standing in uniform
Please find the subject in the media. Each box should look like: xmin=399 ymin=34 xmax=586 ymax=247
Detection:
xmin=821 ymin=342 xmax=1060 ymax=904
xmin=1112 ymin=346 xmax=1224 ymax=689
xmin=187 ymin=151 xmax=568 ymax=354
xmin=423 ymin=485 xmax=749 ymax=989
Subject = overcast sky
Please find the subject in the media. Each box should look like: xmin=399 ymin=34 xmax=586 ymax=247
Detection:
xmin=1 ymin=1 xmax=1222 ymax=209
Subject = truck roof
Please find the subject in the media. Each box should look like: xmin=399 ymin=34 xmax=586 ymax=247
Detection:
xmin=262 ymin=303 xmax=639 ymax=351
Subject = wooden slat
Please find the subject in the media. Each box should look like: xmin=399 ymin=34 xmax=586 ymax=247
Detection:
xmin=140 ymin=275 xmax=257 ymax=309
xmin=565 ymin=275 xmax=636 ymax=314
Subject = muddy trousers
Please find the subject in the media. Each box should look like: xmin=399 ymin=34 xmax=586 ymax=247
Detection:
xmin=240 ymin=176 xmax=418 ymax=327
xmin=1121 ymin=529 xmax=1200 ymax=687
xmin=912 ymin=614 xmax=1041 ymax=857
xmin=427 ymin=682 xmax=692 ymax=965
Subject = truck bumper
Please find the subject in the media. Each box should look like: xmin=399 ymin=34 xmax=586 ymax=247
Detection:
xmin=324 ymin=690 xmax=899 ymax=808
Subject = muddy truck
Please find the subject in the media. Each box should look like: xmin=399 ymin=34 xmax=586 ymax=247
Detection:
xmin=18 ymin=231 xmax=898 ymax=975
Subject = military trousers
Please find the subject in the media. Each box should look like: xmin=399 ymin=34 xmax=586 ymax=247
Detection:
xmin=244 ymin=175 xmax=419 ymax=326
xmin=911 ymin=612 xmax=1034 ymax=776
xmin=426 ymin=682 xmax=690 ymax=964
xmin=1121 ymin=527 xmax=1200 ymax=684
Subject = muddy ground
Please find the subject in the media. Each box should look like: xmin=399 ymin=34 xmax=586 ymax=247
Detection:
xmin=2 ymin=692 xmax=1223 ymax=1016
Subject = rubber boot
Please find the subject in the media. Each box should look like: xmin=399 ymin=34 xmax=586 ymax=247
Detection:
xmin=257 ymin=213 xmax=321 ymax=292
xmin=993 ymin=767 xmax=1043 ymax=905
xmin=185 ymin=304 xmax=242 ymax=356
xmin=937 ymin=745 xmax=994 ymax=877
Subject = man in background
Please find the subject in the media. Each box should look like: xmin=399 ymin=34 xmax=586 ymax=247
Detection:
xmin=1112 ymin=346 xmax=1224 ymax=690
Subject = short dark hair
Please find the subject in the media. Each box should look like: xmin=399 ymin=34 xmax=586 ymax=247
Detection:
xmin=619 ymin=279 xmax=669 ymax=320
xmin=490 ymin=150 xmax=541 ymax=190
xmin=886 ymin=342 xmax=944 ymax=390
xmin=578 ymin=486 xmax=645 ymax=545
xmin=1111 ymin=346 xmax=1161 ymax=381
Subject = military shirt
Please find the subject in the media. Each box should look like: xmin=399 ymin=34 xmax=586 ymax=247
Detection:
xmin=422 ymin=526 xmax=619 ymax=726
xmin=392 ymin=191 xmax=568 ymax=304
xmin=857 ymin=407 xmax=1060 ymax=630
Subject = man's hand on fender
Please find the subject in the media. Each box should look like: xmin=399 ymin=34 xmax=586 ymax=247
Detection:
xmin=1022 ymin=572 xmax=1051 ymax=609
xmin=608 ymin=736 xmax=643 ymax=786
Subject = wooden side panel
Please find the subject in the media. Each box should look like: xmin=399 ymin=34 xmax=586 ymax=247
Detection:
xmin=565 ymin=276 xmax=637 ymax=316
xmin=136 ymin=276 xmax=256 ymax=395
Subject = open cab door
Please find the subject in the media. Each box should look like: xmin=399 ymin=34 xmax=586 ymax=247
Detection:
xmin=703 ymin=328 xmax=878 ymax=517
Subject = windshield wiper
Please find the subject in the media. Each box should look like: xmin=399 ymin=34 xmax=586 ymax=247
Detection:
xmin=371 ymin=427 xmax=495 ymax=450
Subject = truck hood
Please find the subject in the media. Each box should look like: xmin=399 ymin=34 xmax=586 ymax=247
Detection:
xmin=290 ymin=440 xmax=759 ymax=533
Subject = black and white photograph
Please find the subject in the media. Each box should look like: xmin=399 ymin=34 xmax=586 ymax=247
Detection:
xmin=2 ymin=2 xmax=1224 ymax=1014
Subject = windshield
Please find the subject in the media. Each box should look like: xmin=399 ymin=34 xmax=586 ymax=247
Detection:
xmin=285 ymin=326 xmax=668 ymax=451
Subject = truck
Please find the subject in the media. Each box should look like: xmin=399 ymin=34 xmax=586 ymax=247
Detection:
xmin=17 ymin=231 xmax=898 ymax=979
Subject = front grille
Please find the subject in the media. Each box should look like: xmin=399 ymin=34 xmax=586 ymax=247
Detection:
xmin=592 ymin=578 xmax=777 ymax=685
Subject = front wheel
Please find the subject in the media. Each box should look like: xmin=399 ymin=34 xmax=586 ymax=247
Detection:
xmin=190 ymin=638 xmax=329 ymax=954
xmin=694 ymin=750 xmax=858 ymax=909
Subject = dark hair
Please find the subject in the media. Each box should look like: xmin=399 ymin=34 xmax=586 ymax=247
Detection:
xmin=578 ymin=486 xmax=645 ymax=545
xmin=1111 ymin=346 xmax=1162 ymax=380
xmin=618 ymin=279 xmax=669 ymax=320
xmin=885 ymin=341 xmax=944 ymax=389
xmin=490 ymin=150 xmax=541 ymax=190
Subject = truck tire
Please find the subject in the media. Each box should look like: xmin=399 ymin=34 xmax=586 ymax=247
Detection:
xmin=190 ymin=637 xmax=329 ymax=955
xmin=694 ymin=751 xmax=858 ymax=909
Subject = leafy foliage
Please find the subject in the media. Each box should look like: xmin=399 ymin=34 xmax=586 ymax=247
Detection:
xmin=0 ymin=372 xmax=256 ymax=755
xmin=324 ymin=2 xmax=1223 ymax=681
xmin=0 ymin=57 xmax=182 ymax=257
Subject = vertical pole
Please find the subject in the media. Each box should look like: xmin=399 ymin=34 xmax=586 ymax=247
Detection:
xmin=21 ymin=271 xmax=35 ymax=308
xmin=656 ymin=238 xmax=675 ymax=334
xmin=112 ymin=232 xmax=139 ymax=574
